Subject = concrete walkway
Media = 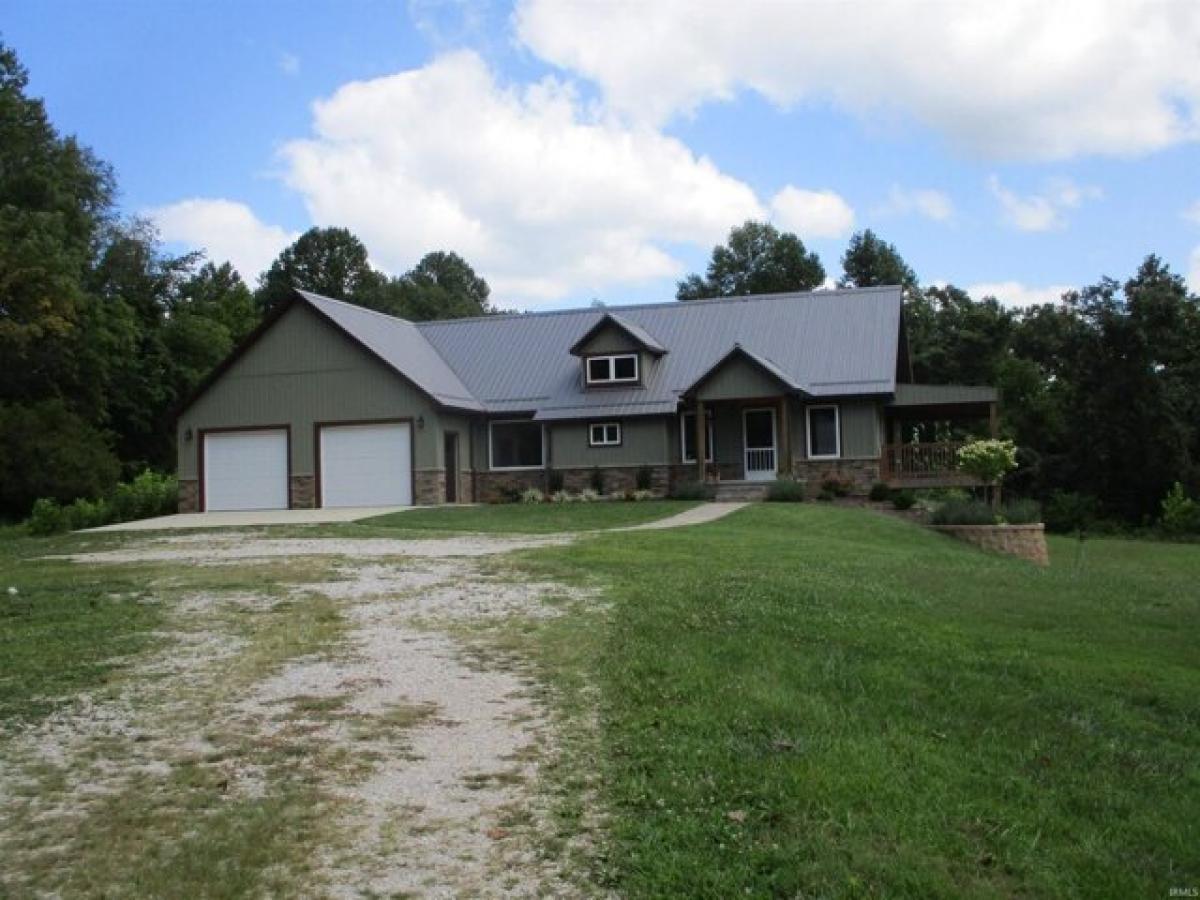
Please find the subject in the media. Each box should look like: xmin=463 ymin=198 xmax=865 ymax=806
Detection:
xmin=85 ymin=506 xmax=412 ymax=532
xmin=613 ymin=501 xmax=748 ymax=531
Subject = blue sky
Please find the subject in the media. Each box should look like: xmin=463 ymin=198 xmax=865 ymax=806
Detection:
xmin=5 ymin=0 xmax=1199 ymax=309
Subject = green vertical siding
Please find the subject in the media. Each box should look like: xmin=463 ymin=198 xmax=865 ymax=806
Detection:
xmin=694 ymin=357 xmax=785 ymax=402
xmin=794 ymin=399 xmax=881 ymax=459
xmin=549 ymin=418 xmax=671 ymax=468
xmin=177 ymin=303 xmax=447 ymax=479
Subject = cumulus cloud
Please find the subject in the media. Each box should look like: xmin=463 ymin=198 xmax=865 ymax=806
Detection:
xmin=278 ymin=52 xmax=300 ymax=76
xmin=878 ymin=185 xmax=954 ymax=222
xmin=769 ymin=186 xmax=854 ymax=239
xmin=1183 ymin=199 xmax=1200 ymax=225
xmin=278 ymin=50 xmax=763 ymax=302
xmin=967 ymin=280 xmax=1071 ymax=307
xmin=148 ymin=199 xmax=298 ymax=283
xmin=988 ymin=176 xmax=1101 ymax=231
xmin=515 ymin=0 xmax=1200 ymax=160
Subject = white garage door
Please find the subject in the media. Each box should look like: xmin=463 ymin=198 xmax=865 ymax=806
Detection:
xmin=203 ymin=429 xmax=288 ymax=511
xmin=319 ymin=422 xmax=412 ymax=508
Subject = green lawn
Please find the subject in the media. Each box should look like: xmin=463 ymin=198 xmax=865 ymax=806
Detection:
xmin=358 ymin=499 xmax=699 ymax=533
xmin=517 ymin=504 xmax=1200 ymax=898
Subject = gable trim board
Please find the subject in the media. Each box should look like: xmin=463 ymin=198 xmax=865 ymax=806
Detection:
xmin=199 ymin=425 xmax=292 ymax=512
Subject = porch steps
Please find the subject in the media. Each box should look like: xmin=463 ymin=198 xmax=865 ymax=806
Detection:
xmin=713 ymin=481 xmax=770 ymax=502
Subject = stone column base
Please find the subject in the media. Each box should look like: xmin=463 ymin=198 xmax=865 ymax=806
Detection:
xmin=178 ymin=479 xmax=199 ymax=513
xmin=414 ymin=469 xmax=447 ymax=505
xmin=290 ymin=475 xmax=316 ymax=509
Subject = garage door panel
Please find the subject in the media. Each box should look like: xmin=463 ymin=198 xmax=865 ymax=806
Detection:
xmin=204 ymin=430 xmax=288 ymax=511
xmin=320 ymin=423 xmax=412 ymax=508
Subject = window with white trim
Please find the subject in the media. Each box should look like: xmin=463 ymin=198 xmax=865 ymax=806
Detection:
xmin=680 ymin=411 xmax=714 ymax=463
xmin=588 ymin=422 xmax=622 ymax=447
xmin=586 ymin=353 xmax=639 ymax=385
xmin=489 ymin=420 xmax=544 ymax=470
xmin=806 ymin=405 xmax=840 ymax=459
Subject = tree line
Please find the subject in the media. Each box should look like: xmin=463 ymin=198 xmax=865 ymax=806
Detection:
xmin=2 ymin=40 xmax=1198 ymax=524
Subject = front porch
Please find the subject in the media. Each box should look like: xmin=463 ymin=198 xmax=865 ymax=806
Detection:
xmin=881 ymin=384 xmax=1000 ymax=489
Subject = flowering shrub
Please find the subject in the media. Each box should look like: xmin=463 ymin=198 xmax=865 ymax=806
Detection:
xmin=520 ymin=487 xmax=545 ymax=504
xmin=1160 ymin=482 xmax=1200 ymax=535
xmin=957 ymin=439 xmax=1018 ymax=484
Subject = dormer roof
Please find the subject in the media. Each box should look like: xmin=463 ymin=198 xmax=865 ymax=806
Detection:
xmin=568 ymin=312 xmax=668 ymax=356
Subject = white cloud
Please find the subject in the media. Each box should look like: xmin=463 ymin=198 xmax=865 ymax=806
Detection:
xmin=769 ymin=186 xmax=854 ymax=238
xmin=278 ymin=52 xmax=300 ymax=76
xmin=967 ymin=280 xmax=1071 ymax=307
xmin=278 ymin=50 xmax=764 ymax=303
xmin=988 ymin=175 xmax=1101 ymax=231
xmin=878 ymin=185 xmax=954 ymax=222
xmin=515 ymin=0 xmax=1200 ymax=160
xmin=148 ymin=199 xmax=298 ymax=283
xmin=1183 ymin=199 xmax=1200 ymax=225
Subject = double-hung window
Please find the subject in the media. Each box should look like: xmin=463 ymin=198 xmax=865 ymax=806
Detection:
xmin=806 ymin=405 xmax=840 ymax=459
xmin=586 ymin=354 xmax=638 ymax=385
xmin=588 ymin=422 xmax=621 ymax=447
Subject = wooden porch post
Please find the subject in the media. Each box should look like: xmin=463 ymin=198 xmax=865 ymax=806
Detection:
xmin=694 ymin=400 xmax=707 ymax=481
xmin=778 ymin=396 xmax=791 ymax=477
xmin=989 ymin=402 xmax=999 ymax=438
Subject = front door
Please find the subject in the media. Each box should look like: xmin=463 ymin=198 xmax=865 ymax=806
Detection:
xmin=743 ymin=408 xmax=777 ymax=481
xmin=444 ymin=433 xmax=459 ymax=503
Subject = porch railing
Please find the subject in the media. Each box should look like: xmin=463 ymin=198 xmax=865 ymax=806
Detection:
xmin=745 ymin=446 xmax=776 ymax=476
xmin=880 ymin=441 xmax=967 ymax=482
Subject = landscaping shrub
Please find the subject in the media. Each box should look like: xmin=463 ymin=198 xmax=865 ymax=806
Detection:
xmin=1043 ymin=491 xmax=1100 ymax=534
xmin=670 ymin=480 xmax=713 ymax=501
xmin=957 ymin=439 xmax=1018 ymax=506
xmin=520 ymin=487 xmax=545 ymax=504
xmin=765 ymin=479 xmax=805 ymax=502
xmin=868 ymin=481 xmax=892 ymax=502
xmin=579 ymin=488 xmax=600 ymax=502
xmin=24 ymin=470 xmax=178 ymax=535
xmin=635 ymin=466 xmax=653 ymax=491
xmin=494 ymin=481 xmax=524 ymax=503
xmin=547 ymin=469 xmax=565 ymax=494
xmin=549 ymin=490 xmax=570 ymax=504
xmin=589 ymin=467 xmax=606 ymax=495
xmin=820 ymin=475 xmax=852 ymax=497
xmin=1001 ymin=498 xmax=1042 ymax=525
xmin=816 ymin=489 xmax=834 ymax=502
xmin=930 ymin=499 xmax=997 ymax=526
xmin=632 ymin=489 xmax=654 ymax=502
xmin=1160 ymin=482 xmax=1200 ymax=535
xmin=891 ymin=490 xmax=916 ymax=511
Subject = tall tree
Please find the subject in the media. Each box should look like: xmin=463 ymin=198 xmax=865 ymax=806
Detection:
xmin=349 ymin=250 xmax=494 ymax=321
xmin=839 ymin=229 xmax=919 ymax=293
xmin=255 ymin=227 xmax=382 ymax=312
xmin=676 ymin=220 xmax=825 ymax=301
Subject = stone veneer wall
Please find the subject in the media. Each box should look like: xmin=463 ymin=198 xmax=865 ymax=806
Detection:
xmin=414 ymin=469 xmax=446 ymax=506
xmin=791 ymin=458 xmax=880 ymax=496
xmin=933 ymin=523 xmax=1049 ymax=566
xmin=178 ymin=479 xmax=199 ymax=513
xmin=290 ymin=475 xmax=315 ymax=509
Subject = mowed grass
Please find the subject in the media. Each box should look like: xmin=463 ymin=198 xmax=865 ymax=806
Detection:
xmin=519 ymin=504 xmax=1200 ymax=898
xmin=359 ymin=499 xmax=698 ymax=534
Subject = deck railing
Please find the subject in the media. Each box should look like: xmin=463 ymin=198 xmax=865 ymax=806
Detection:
xmin=880 ymin=441 xmax=968 ymax=482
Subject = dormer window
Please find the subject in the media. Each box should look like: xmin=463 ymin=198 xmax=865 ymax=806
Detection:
xmin=586 ymin=353 xmax=639 ymax=385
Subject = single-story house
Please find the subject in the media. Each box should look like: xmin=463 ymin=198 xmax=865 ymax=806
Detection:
xmin=175 ymin=285 xmax=998 ymax=511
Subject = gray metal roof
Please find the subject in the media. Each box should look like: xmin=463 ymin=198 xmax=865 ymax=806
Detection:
xmin=299 ymin=291 xmax=484 ymax=411
xmin=296 ymin=286 xmax=904 ymax=416
xmin=889 ymin=383 xmax=997 ymax=407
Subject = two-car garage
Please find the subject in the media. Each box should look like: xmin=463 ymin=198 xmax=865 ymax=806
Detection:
xmin=201 ymin=422 xmax=412 ymax=511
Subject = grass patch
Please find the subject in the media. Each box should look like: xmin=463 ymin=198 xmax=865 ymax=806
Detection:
xmin=516 ymin=503 xmax=1200 ymax=897
xmin=357 ymin=500 xmax=699 ymax=534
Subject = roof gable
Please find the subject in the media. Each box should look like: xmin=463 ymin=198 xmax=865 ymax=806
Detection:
xmin=569 ymin=312 xmax=667 ymax=356
xmin=682 ymin=344 xmax=804 ymax=402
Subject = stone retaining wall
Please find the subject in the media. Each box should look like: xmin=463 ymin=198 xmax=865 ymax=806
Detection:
xmin=934 ymin=523 xmax=1049 ymax=565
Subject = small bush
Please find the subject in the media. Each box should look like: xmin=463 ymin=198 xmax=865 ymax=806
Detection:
xmin=109 ymin=470 xmax=177 ymax=521
xmin=1160 ymin=482 xmax=1200 ymax=535
xmin=66 ymin=497 xmax=114 ymax=530
xmin=670 ymin=480 xmax=713 ymax=501
xmin=820 ymin=475 xmax=852 ymax=497
xmin=1043 ymin=491 xmax=1100 ymax=534
xmin=579 ymin=488 xmax=600 ymax=502
xmin=520 ymin=487 xmax=545 ymax=504
xmin=549 ymin=490 xmax=570 ymax=504
xmin=765 ymin=479 xmax=805 ymax=502
xmin=816 ymin=489 xmax=834 ymax=502
xmin=547 ymin=469 xmax=565 ymax=494
xmin=495 ymin=481 xmax=524 ymax=503
xmin=1001 ymin=498 xmax=1042 ymax=525
xmin=632 ymin=489 xmax=654 ymax=502
xmin=868 ymin=482 xmax=892 ymax=502
xmin=635 ymin=467 xmax=653 ymax=491
xmin=930 ymin=499 xmax=997 ymax=526
xmin=27 ymin=498 xmax=68 ymax=535
xmin=891 ymin=490 xmax=916 ymax=511
xmin=589 ymin=467 xmax=606 ymax=495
